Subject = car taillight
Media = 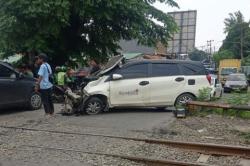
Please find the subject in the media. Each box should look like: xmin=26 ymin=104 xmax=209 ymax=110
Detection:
xmin=206 ymin=74 xmax=211 ymax=85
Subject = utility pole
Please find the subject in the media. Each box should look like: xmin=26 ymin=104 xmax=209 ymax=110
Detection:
xmin=207 ymin=40 xmax=214 ymax=63
xmin=240 ymin=22 xmax=244 ymax=60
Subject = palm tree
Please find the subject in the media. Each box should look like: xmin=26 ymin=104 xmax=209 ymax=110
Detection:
xmin=224 ymin=11 xmax=244 ymax=33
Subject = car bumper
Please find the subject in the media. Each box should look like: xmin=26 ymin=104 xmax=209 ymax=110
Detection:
xmin=224 ymin=86 xmax=247 ymax=92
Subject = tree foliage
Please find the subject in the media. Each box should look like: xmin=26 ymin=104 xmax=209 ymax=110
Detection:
xmin=242 ymin=55 xmax=250 ymax=66
xmin=0 ymin=0 xmax=178 ymax=65
xmin=189 ymin=48 xmax=208 ymax=61
xmin=220 ymin=11 xmax=250 ymax=59
xmin=213 ymin=49 xmax=234 ymax=65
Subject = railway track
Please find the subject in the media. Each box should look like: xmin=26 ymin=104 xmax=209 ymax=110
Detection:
xmin=0 ymin=125 xmax=249 ymax=166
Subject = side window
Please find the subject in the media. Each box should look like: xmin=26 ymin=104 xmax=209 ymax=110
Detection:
xmin=0 ymin=65 xmax=15 ymax=78
xmin=181 ymin=63 xmax=206 ymax=76
xmin=119 ymin=64 xmax=148 ymax=79
xmin=151 ymin=63 xmax=180 ymax=77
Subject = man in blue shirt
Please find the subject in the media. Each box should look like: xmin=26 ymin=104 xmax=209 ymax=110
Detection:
xmin=35 ymin=53 xmax=54 ymax=115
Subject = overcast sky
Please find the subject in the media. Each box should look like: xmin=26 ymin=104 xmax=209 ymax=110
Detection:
xmin=154 ymin=0 xmax=250 ymax=50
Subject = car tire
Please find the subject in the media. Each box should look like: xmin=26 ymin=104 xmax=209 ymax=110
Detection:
xmin=175 ymin=93 xmax=195 ymax=107
xmin=84 ymin=97 xmax=104 ymax=115
xmin=29 ymin=92 xmax=42 ymax=110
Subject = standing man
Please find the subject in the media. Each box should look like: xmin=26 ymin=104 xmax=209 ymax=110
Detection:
xmin=35 ymin=53 xmax=54 ymax=116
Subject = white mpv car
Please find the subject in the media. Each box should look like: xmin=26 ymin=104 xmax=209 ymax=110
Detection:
xmin=82 ymin=56 xmax=211 ymax=115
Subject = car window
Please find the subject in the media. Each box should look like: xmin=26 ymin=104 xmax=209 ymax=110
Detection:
xmin=119 ymin=64 xmax=148 ymax=79
xmin=0 ymin=65 xmax=16 ymax=78
xmin=221 ymin=68 xmax=237 ymax=75
xmin=151 ymin=63 xmax=180 ymax=77
xmin=181 ymin=63 xmax=206 ymax=75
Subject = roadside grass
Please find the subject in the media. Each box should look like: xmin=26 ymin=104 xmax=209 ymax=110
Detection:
xmin=193 ymin=108 xmax=250 ymax=119
xmin=190 ymin=90 xmax=250 ymax=119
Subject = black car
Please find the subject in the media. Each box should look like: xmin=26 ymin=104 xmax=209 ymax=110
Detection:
xmin=0 ymin=62 xmax=42 ymax=110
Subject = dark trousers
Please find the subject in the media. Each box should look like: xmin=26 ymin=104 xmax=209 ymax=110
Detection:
xmin=40 ymin=88 xmax=54 ymax=114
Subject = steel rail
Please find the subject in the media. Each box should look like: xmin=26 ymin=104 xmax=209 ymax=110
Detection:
xmin=0 ymin=125 xmax=249 ymax=158
xmin=19 ymin=145 xmax=208 ymax=166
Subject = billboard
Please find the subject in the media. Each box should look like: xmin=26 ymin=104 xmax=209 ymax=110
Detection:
xmin=167 ymin=10 xmax=197 ymax=56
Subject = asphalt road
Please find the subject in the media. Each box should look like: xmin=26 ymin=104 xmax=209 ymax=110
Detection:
xmin=0 ymin=105 xmax=174 ymax=133
xmin=0 ymin=105 xmax=174 ymax=166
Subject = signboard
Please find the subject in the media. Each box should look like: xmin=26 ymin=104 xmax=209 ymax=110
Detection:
xmin=167 ymin=10 xmax=197 ymax=56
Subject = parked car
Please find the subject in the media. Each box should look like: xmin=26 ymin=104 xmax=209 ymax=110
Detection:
xmin=224 ymin=73 xmax=248 ymax=93
xmin=210 ymin=76 xmax=223 ymax=98
xmin=219 ymin=59 xmax=241 ymax=85
xmin=0 ymin=62 xmax=42 ymax=110
xmin=80 ymin=56 xmax=211 ymax=115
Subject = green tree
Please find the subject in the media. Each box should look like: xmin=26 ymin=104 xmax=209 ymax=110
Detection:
xmin=224 ymin=11 xmax=244 ymax=33
xmin=213 ymin=49 xmax=234 ymax=65
xmin=0 ymin=0 xmax=178 ymax=65
xmin=189 ymin=48 xmax=208 ymax=61
xmin=220 ymin=11 xmax=250 ymax=59
xmin=242 ymin=55 xmax=250 ymax=66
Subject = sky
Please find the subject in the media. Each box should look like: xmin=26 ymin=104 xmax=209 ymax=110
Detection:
xmin=154 ymin=0 xmax=250 ymax=50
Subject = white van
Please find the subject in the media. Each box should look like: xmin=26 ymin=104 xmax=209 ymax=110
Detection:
xmin=82 ymin=56 xmax=211 ymax=115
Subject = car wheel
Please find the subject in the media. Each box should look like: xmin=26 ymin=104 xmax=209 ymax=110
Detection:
xmin=84 ymin=97 xmax=104 ymax=115
xmin=29 ymin=92 xmax=42 ymax=110
xmin=175 ymin=93 xmax=195 ymax=107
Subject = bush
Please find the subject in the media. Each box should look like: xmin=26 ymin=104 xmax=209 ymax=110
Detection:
xmin=197 ymin=87 xmax=212 ymax=101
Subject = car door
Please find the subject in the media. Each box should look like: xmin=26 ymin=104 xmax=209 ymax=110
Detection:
xmin=148 ymin=63 xmax=185 ymax=106
xmin=0 ymin=64 xmax=27 ymax=106
xmin=109 ymin=63 xmax=150 ymax=107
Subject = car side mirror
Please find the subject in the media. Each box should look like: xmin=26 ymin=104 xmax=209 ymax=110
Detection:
xmin=112 ymin=74 xmax=123 ymax=80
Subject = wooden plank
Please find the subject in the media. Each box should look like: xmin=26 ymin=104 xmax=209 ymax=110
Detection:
xmin=187 ymin=101 xmax=250 ymax=111
xmin=188 ymin=101 xmax=231 ymax=109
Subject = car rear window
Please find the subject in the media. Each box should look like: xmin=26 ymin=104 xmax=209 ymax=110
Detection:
xmin=180 ymin=63 xmax=206 ymax=75
xmin=151 ymin=63 xmax=181 ymax=77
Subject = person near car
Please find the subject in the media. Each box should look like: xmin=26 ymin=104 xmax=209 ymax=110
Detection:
xmin=65 ymin=67 xmax=76 ymax=88
xmin=23 ymin=65 xmax=34 ymax=78
xmin=88 ymin=59 xmax=100 ymax=75
xmin=35 ymin=53 xmax=54 ymax=116
xmin=55 ymin=66 xmax=67 ymax=87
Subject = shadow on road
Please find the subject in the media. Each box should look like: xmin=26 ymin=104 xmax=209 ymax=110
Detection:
xmin=107 ymin=108 xmax=173 ymax=114
xmin=0 ymin=107 xmax=31 ymax=115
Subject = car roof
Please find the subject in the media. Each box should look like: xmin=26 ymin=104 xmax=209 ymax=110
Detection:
xmin=125 ymin=59 xmax=203 ymax=66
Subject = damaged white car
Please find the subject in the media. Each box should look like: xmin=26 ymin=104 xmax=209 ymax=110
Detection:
xmin=63 ymin=55 xmax=211 ymax=115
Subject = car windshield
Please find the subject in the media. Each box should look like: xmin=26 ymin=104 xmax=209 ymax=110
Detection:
xmin=227 ymin=75 xmax=246 ymax=81
xmin=221 ymin=68 xmax=237 ymax=75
